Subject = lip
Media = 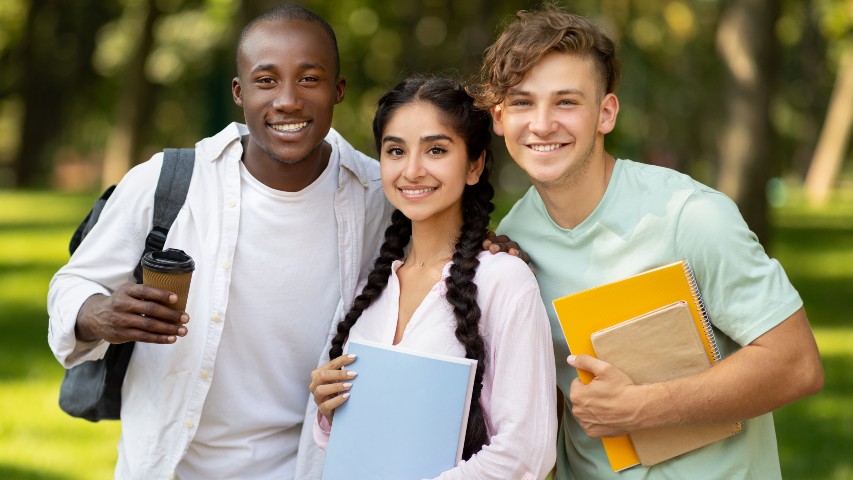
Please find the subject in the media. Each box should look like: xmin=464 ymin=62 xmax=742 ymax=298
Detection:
xmin=268 ymin=120 xmax=311 ymax=135
xmin=397 ymin=185 xmax=438 ymax=199
xmin=526 ymin=142 xmax=567 ymax=153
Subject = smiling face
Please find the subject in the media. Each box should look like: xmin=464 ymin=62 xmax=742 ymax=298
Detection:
xmin=379 ymin=101 xmax=484 ymax=226
xmin=232 ymin=19 xmax=345 ymax=170
xmin=491 ymin=52 xmax=617 ymax=190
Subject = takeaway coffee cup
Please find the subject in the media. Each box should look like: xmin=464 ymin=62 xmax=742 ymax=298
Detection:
xmin=141 ymin=248 xmax=195 ymax=312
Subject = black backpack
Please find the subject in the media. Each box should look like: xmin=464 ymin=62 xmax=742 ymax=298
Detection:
xmin=59 ymin=148 xmax=195 ymax=421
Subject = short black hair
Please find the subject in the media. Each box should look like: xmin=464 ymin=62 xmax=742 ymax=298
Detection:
xmin=236 ymin=4 xmax=340 ymax=76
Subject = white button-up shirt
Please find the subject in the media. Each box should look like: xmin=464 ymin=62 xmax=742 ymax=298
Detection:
xmin=48 ymin=122 xmax=391 ymax=479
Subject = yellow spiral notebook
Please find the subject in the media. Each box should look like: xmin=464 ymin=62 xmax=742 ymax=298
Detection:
xmin=552 ymin=260 xmax=738 ymax=471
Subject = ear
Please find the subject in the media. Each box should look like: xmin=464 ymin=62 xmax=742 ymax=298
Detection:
xmin=490 ymin=104 xmax=505 ymax=137
xmin=466 ymin=150 xmax=486 ymax=185
xmin=232 ymin=77 xmax=243 ymax=107
xmin=335 ymin=76 xmax=347 ymax=104
xmin=597 ymin=93 xmax=619 ymax=135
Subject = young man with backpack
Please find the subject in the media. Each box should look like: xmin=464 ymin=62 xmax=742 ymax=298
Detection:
xmin=48 ymin=6 xmax=388 ymax=479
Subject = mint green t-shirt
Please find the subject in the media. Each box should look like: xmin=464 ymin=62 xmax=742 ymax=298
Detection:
xmin=498 ymin=159 xmax=802 ymax=480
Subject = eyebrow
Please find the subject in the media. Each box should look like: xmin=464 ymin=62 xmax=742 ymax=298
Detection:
xmin=507 ymin=88 xmax=587 ymax=98
xmin=382 ymin=134 xmax=454 ymax=145
xmin=250 ymin=62 xmax=327 ymax=74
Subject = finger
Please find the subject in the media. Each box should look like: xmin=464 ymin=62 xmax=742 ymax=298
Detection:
xmin=116 ymin=311 xmax=188 ymax=337
xmin=117 ymin=327 xmax=182 ymax=344
xmin=328 ymin=353 xmax=358 ymax=369
xmin=567 ymin=354 xmax=610 ymax=377
xmin=127 ymin=283 xmax=180 ymax=307
xmin=314 ymin=381 xmax=353 ymax=400
xmin=320 ymin=392 xmax=351 ymax=414
xmin=133 ymin=296 xmax=185 ymax=323
xmin=508 ymin=247 xmax=531 ymax=265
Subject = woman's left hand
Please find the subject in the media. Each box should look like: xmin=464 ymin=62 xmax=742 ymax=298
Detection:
xmin=309 ymin=354 xmax=358 ymax=423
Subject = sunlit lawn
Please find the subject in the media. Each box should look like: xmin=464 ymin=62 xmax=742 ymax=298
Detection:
xmin=1 ymin=189 xmax=851 ymax=479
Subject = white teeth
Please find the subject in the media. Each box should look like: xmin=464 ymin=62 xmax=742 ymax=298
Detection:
xmin=401 ymin=187 xmax=437 ymax=195
xmin=271 ymin=122 xmax=308 ymax=132
xmin=530 ymin=144 xmax=562 ymax=152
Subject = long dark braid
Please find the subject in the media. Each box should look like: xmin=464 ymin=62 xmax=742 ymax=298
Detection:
xmin=329 ymin=76 xmax=495 ymax=460
xmin=329 ymin=209 xmax=410 ymax=359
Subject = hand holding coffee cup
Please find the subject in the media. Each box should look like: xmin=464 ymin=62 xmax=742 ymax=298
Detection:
xmin=141 ymin=248 xmax=195 ymax=312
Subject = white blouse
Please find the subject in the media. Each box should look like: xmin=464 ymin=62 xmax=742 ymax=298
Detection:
xmin=315 ymin=251 xmax=557 ymax=479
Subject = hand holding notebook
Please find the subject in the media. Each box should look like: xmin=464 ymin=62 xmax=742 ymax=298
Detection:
xmin=554 ymin=260 xmax=741 ymax=470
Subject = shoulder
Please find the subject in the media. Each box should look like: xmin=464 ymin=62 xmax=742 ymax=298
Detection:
xmin=327 ymin=127 xmax=380 ymax=179
xmin=474 ymin=251 xmax=539 ymax=291
xmin=497 ymin=186 xmax=546 ymax=237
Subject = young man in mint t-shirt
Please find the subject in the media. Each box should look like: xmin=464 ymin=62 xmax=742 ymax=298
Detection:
xmin=474 ymin=6 xmax=824 ymax=479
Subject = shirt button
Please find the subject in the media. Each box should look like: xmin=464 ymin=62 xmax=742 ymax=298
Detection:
xmin=185 ymin=420 xmax=193 ymax=428
xmin=200 ymin=370 xmax=210 ymax=379
xmin=211 ymin=314 xmax=221 ymax=323
xmin=227 ymin=199 xmax=236 ymax=208
xmin=221 ymin=261 xmax=229 ymax=269
xmin=361 ymin=178 xmax=368 ymax=186
xmin=167 ymin=473 xmax=175 ymax=480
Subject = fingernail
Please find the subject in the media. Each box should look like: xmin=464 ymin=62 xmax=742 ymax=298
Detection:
xmin=347 ymin=354 xmax=356 ymax=359
xmin=343 ymin=383 xmax=352 ymax=388
xmin=341 ymin=392 xmax=350 ymax=399
xmin=181 ymin=314 xmax=189 ymax=323
xmin=483 ymin=239 xmax=492 ymax=247
xmin=567 ymin=355 xmax=576 ymax=364
xmin=178 ymin=327 xmax=187 ymax=336
xmin=169 ymin=294 xmax=178 ymax=304
xmin=167 ymin=335 xmax=177 ymax=343
xmin=346 ymin=371 xmax=357 ymax=377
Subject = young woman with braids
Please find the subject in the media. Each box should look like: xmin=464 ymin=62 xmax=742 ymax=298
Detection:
xmin=309 ymin=76 xmax=556 ymax=478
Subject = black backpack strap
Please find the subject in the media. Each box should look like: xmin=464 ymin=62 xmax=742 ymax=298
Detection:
xmin=69 ymin=185 xmax=116 ymax=255
xmin=133 ymin=148 xmax=195 ymax=282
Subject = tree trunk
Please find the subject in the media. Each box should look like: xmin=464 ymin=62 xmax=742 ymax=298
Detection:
xmin=100 ymin=0 xmax=160 ymax=187
xmin=804 ymin=46 xmax=853 ymax=207
xmin=715 ymin=0 xmax=779 ymax=247
xmin=13 ymin=1 xmax=61 ymax=187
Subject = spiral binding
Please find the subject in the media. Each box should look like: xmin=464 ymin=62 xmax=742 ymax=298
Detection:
xmin=681 ymin=260 xmax=722 ymax=363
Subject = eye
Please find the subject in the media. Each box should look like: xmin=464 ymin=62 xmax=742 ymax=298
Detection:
xmin=427 ymin=146 xmax=447 ymax=156
xmin=385 ymin=146 xmax=405 ymax=157
xmin=300 ymin=75 xmax=320 ymax=84
xmin=558 ymin=98 xmax=579 ymax=106
xmin=509 ymin=99 xmax=531 ymax=107
xmin=255 ymin=76 xmax=276 ymax=87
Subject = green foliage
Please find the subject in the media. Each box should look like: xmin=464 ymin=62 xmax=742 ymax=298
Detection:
xmin=0 ymin=189 xmax=850 ymax=479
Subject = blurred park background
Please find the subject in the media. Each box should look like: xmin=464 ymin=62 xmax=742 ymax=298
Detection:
xmin=0 ymin=0 xmax=851 ymax=478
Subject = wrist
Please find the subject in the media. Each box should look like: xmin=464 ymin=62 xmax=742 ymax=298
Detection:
xmin=75 ymin=294 xmax=104 ymax=342
xmin=632 ymin=382 xmax=680 ymax=431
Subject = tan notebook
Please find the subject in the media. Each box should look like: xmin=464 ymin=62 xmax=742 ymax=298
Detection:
xmin=590 ymin=301 xmax=741 ymax=466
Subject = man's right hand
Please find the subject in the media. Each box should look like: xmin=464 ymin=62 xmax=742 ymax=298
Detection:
xmin=75 ymin=283 xmax=189 ymax=344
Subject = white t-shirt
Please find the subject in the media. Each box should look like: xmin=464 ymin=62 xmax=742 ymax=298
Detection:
xmin=178 ymin=152 xmax=341 ymax=479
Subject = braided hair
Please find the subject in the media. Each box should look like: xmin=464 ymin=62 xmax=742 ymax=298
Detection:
xmin=329 ymin=76 xmax=495 ymax=459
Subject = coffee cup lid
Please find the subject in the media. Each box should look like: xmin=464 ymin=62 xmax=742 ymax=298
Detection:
xmin=141 ymin=248 xmax=195 ymax=273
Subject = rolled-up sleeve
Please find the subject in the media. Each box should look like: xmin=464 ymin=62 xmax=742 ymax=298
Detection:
xmin=47 ymin=158 xmax=159 ymax=367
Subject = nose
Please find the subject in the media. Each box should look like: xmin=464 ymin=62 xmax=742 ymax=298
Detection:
xmin=529 ymin=105 xmax=556 ymax=137
xmin=272 ymin=81 xmax=303 ymax=112
xmin=402 ymin=153 xmax=426 ymax=181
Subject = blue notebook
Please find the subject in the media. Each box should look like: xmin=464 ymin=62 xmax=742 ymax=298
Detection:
xmin=321 ymin=339 xmax=477 ymax=480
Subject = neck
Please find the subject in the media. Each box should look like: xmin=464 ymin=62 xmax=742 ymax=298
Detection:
xmin=536 ymin=152 xmax=615 ymax=230
xmin=406 ymin=210 xmax=463 ymax=269
xmin=241 ymin=137 xmax=331 ymax=192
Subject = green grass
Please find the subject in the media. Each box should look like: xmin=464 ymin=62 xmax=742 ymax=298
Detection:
xmin=1 ymin=189 xmax=851 ymax=479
